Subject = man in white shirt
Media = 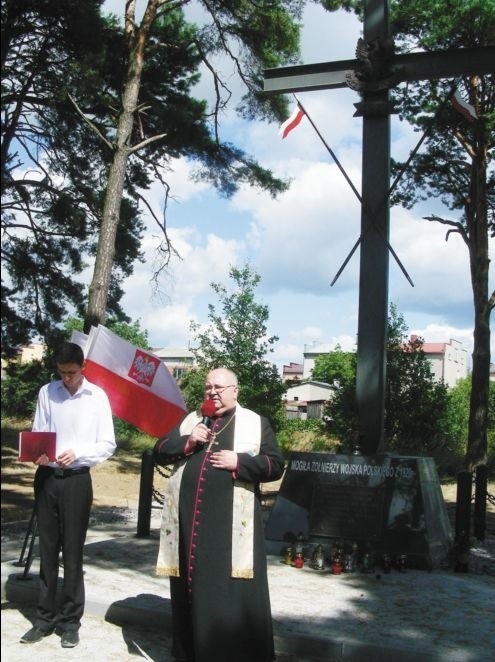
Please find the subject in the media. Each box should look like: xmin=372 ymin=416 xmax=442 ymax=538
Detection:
xmin=20 ymin=342 xmax=116 ymax=648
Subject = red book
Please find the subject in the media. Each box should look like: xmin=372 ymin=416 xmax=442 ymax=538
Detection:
xmin=18 ymin=431 xmax=57 ymax=462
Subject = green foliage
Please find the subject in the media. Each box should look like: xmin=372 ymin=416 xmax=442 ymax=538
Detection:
xmin=64 ymin=317 xmax=83 ymax=338
xmin=1 ymin=0 xmax=304 ymax=355
xmin=311 ymin=345 xmax=356 ymax=386
xmin=318 ymin=1 xmax=361 ymax=15
xmin=387 ymin=0 xmax=494 ymax=468
xmin=445 ymin=377 xmax=471 ymax=449
xmin=178 ymin=367 xmax=209 ymax=413
xmin=1 ymin=360 xmax=52 ymax=420
xmin=311 ymin=344 xmax=360 ymax=442
xmin=322 ymin=304 xmax=452 ymax=460
xmin=107 ymin=318 xmax=150 ymax=349
xmin=65 ymin=315 xmax=150 ymax=349
xmin=391 ymin=0 xmax=495 ymax=52
xmin=1 ymin=0 xmax=137 ymax=353
xmin=384 ymin=305 xmax=450 ymax=454
xmin=443 ymin=377 xmax=495 ymax=470
xmin=112 ymin=418 xmax=155 ymax=454
xmin=276 ymin=418 xmax=341 ymax=456
xmin=325 ymin=380 xmax=359 ymax=442
xmin=190 ymin=264 xmax=286 ymax=425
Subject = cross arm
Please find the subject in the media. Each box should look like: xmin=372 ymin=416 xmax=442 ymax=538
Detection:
xmin=263 ymin=46 xmax=495 ymax=95
xmin=264 ymin=57 xmax=357 ymax=94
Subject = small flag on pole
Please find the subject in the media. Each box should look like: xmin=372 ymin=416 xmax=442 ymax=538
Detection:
xmin=72 ymin=325 xmax=186 ymax=437
xmin=451 ymin=90 xmax=477 ymax=123
xmin=279 ymin=106 xmax=305 ymax=139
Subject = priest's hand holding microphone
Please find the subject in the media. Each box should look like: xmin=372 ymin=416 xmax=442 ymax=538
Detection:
xmin=184 ymin=397 xmax=238 ymax=470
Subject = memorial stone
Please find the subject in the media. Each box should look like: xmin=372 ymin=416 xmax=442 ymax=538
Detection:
xmin=264 ymin=452 xmax=453 ymax=569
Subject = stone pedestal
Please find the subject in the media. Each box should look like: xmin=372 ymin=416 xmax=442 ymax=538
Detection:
xmin=264 ymin=452 xmax=453 ymax=569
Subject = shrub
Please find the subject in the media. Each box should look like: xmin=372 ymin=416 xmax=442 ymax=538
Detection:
xmin=276 ymin=418 xmax=340 ymax=456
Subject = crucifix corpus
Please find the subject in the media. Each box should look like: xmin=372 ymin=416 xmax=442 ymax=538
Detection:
xmin=263 ymin=0 xmax=494 ymax=455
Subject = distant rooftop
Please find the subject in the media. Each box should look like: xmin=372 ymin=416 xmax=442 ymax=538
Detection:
xmin=283 ymin=362 xmax=303 ymax=373
xmin=152 ymin=347 xmax=194 ymax=360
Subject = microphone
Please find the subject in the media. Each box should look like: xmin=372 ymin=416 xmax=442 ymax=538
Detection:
xmin=200 ymin=400 xmax=217 ymax=428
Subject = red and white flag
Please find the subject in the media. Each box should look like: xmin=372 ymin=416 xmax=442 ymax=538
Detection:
xmin=451 ymin=90 xmax=477 ymax=123
xmin=73 ymin=325 xmax=186 ymax=438
xmin=279 ymin=106 xmax=305 ymax=139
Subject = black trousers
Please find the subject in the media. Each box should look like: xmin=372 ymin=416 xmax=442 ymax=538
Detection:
xmin=33 ymin=468 xmax=93 ymax=632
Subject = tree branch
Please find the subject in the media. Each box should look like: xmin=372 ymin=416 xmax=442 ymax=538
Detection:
xmin=423 ymin=214 xmax=469 ymax=245
xmin=127 ymin=132 xmax=167 ymax=154
xmin=194 ymin=38 xmax=231 ymax=143
xmin=488 ymin=289 xmax=495 ymax=313
xmin=67 ymin=93 xmax=114 ymax=151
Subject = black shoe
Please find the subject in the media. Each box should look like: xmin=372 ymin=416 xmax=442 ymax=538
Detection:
xmin=20 ymin=626 xmax=54 ymax=644
xmin=61 ymin=631 xmax=79 ymax=648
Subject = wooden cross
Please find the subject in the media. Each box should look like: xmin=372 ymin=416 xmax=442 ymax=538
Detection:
xmin=264 ymin=0 xmax=494 ymax=454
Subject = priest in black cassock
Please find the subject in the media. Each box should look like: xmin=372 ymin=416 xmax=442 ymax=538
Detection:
xmin=154 ymin=367 xmax=285 ymax=662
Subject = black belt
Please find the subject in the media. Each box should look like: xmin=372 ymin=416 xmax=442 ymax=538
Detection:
xmin=41 ymin=466 xmax=90 ymax=479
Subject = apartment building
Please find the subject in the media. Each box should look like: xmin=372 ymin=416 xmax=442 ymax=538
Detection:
xmin=302 ymin=337 xmax=468 ymax=389
xmin=152 ymin=347 xmax=195 ymax=380
xmin=411 ymin=336 xmax=468 ymax=388
xmin=282 ymin=362 xmax=303 ymax=382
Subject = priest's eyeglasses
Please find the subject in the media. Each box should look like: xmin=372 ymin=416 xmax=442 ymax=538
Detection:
xmin=204 ymin=384 xmax=236 ymax=394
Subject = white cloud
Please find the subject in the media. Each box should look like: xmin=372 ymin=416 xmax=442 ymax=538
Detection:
xmin=413 ymin=322 xmax=474 ymax=346
xmin=104 ymin=3 xmax=492 ymax=369
xmin=121 ymin=223 xmax=243 ymax=349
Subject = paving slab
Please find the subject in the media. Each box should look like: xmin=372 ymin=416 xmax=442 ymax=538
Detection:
xmin=2 ymin=507 xmax=494 ymax=662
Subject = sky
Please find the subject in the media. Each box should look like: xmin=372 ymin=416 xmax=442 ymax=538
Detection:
xmin=103 ymin=1 xmax=494 ymax=371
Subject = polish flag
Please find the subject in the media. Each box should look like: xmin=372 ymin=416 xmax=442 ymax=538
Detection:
xmin=279 ymin=106 xmax=305 ymax=139
xmin=74 ymin=325 xmax=186 ymax=437
xmin=451 ymin=91 xmax=477 ymax=123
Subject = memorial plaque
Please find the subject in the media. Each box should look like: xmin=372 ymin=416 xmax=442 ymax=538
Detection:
xmin=264 ymin=452 xmax=453 ymax=569
xmin=309 ymin=484 xmax=384 ymax=541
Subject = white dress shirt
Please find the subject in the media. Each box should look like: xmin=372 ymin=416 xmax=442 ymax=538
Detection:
xmin=33 ymin=376 xmax=116 ymax=468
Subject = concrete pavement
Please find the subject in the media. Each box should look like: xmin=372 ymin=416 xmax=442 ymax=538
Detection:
xmin=2 ymin=506 xmax=494 ymax=661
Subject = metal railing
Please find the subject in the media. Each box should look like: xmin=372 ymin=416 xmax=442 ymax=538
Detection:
xmin=136 ymin=450 xmax=171 ymax=537
xmin=12 ymin=506 xmax=38 ymax=579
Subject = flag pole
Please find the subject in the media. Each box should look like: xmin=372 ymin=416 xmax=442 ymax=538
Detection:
xmin=294 ymin=94 xmax=362 ymax=205
xmin=293 ymin=94 xmax=414 ymax=287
